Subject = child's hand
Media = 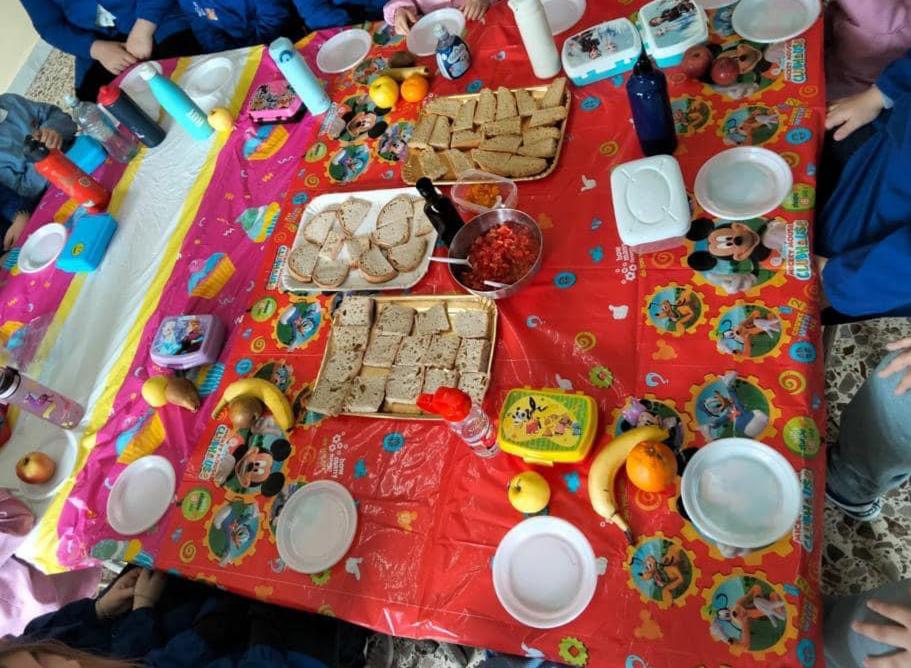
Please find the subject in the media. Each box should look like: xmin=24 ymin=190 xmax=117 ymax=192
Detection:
xmin=90 ymin=40 xmax=138 ymax=75
xmin=826 ymin=85 xmax=886 ymax=141
xmin=4 ymin=212 xmax=29 ymax=251
xmin=95 ymin=568 xmax=141 ymax=619
xmin=394 ymin=8 xmax=418 ymax=35
xmin=880 ymin=338 xmax=911 ymax=395
xmin=132 ymin=569 xmax=167 ymax=610
xmin=462 ymin=0 xmax=490 ymax=21
xmin=853 ymin=595 xmax=911 ymax=664
xmin=126 ymin=19 xmax=156 ymax=60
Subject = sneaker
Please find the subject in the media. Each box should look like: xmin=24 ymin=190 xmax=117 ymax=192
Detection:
xmin=364 ymin=634 xmax=394 ymax=668
xmin=826 ymin=484 xmax=883 ymax=521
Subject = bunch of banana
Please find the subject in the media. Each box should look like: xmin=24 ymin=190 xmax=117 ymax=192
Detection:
xmin=211 ymin=378 xmax=293 ymax=431
xmin=587 ymin=425 xmax=668 ymax=544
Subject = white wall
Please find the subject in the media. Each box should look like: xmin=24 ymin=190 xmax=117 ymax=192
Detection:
xmin=0 ymin=3 xmax=46 ymax=93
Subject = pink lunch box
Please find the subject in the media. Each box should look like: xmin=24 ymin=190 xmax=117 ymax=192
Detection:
xmin=247 ymin=80 xmax=303 ymax=122
xmin=150 ymin=315 xmax=225 ymax=370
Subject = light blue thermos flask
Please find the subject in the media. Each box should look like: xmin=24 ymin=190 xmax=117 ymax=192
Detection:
xmin=268 ymin=37 xmax=331 ymax=115
xmin=138 ymin=64 xmax=214 ymax=140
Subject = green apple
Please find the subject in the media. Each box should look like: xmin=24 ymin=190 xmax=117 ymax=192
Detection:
xmin=507 ymin=471 xmax=550 ymax=514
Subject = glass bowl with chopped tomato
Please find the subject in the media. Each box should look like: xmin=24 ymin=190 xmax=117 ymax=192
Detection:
xmin=447 ymin=209 xmax=543 ymax=299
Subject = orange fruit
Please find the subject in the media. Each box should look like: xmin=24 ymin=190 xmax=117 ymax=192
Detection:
xmin=401 ymin=74 xmax=430 ymax=103
xmin=625 ymin=440 xmax=678 ymax=493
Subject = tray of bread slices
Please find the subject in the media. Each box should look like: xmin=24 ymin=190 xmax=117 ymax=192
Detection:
xmin=281 ymin=187 xmax=438 ymax=292
xmin=403 ymin=77 xmax=570 ymax=184
xmin=306 ymin=294 xmax=497 ymax=419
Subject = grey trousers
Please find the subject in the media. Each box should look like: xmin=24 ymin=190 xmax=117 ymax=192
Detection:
xmin=827 ymin=352 xmax=911 ymax=504
xmin=825 ymin=580 xmax=911 ymax=667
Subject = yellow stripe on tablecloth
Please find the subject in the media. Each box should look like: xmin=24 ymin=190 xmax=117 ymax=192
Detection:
xmin=29 ymin=49 xmax=263 ymax=573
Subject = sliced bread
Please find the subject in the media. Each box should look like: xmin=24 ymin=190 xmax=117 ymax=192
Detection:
xmin=458 ymin=371 xmax=489 ymax=403
xmin=515 ymin=88 xmax=538 ymax=117
xmin=335 ymin=295 xmax=373 ymax=327
xmin=506 ymin=154 xmax=548 ymax=178
xmin=319 ymin=223 xmax=345 ymax=260
xmin=483 ymin=116 xmax=522 ymax=137
xmin=372 ymin=217 xmax=410 ymax=248
xmin=470 ymin=149 xmax=511 ymax=177
xmin=455 ymin=338 xmax=491 ymax=373
xmin=424 ymin=334 xmax=461 ymax=368
xmin=363 ymin=334 xmax=402 ymax=368
xmin=425 ymin=97 xmax=463 ymax=119
xmin=443 ymin=149 xmax=475 ymax=178
xmin=307 ymin=380 xmax=350 ymax=416
xmin=453 ymin=98 xmax=476 ymax=132
xmin=376 ymin=304 xmax=415 ymax=335
xmin=452 ymin=309 xmax=490 ymax=338
xmin=378 ymin=195 xmax=414 ymax=227
xmin=451 ymin=130 xmax=483 ymax=150
xmin=496 ymin=86 xmax=518 ymax=121
xmin=344 ymin=374 xmax=387 ymax=413
xmin=522 ymin=126 xmax=561 ymax=144
xmin=518 ymin=137 xmax=558 ymax=158
xmin=528 ymin=106 xmax=568 ymax=128
xmin=331 ymin=325 xmax=370 ymax=352
xmin=418 ymin=148 xmax=447 ymax=180
xmin=338 ymin=197 xmax=371 ymax=237
xmin=322 ymin=349 xmax=364 ymax=384
xmin=385 ymin=365 xmax=424 ymax=405
xmin=395 ymin=335 xmax=431 ymax=366
xmin=286 ymin=242 xmax=321 ymax=282
xmin=313 ymin=257 xmax=350 ymax=288
xmin=343 ymin=235 xmax=370 ymax=267
xmin=540 ymin=77 xmax=567 ymax=109
xmin=474 ymin=88 xmax=497 ymax=125
xmin=408 ymin=114 xmax=436 ymax=150
xmin=385 ymin=234 xmax=427 ymax=272
xmin=429 ymin=115 xmax=452 ymax=150
xmin=414 ymin=303 xmax=450 ymax=335
xmin=359 ymin=246 xmax=398 ymax=283
xmin=304 ymin=209 xmax=337 ymax=245
xmin=480 ymin=134 xmax=522 ymax=153
xmin=423 ymin=368 xmax=459 ymax=395
xmin=411 ymin=200 xmax=435 ymax=236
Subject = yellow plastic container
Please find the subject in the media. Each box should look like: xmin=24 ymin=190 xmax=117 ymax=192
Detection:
xmin=497 ymin=387 xmax=598 ymax=465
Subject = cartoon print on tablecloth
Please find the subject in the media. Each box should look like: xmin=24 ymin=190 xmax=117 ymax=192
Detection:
xmin=180 ymin=487 xmax=213 ymax=522
xmin=687 ymin=372 xmax=779 ymax=442
xmin=712 ymin=302 xmax=787 ymax=360
xmin=709 ymin=4 xmax=735 ymax=37
xmin=90 ymin=538 xmax=153 ymax=566
xmin=327 ymin=94 xmax=391 ymax=143
xmin=704 ymin=41 xmax=787 ymax=100
xmin=214 ymin=426 xmax=293 ymax=498
xmin=371 ymin=22 xmax=404 ymax=47
xmin=273 ymin=298 xmax=324 ymax=351
xmin=719 ymin=104 xmax=782 ymax=146
xmin=613 ymin=395 xmax=691 ymax=453
xmin=254 ymin=360 xmax=295 ymax=393
xmin=292 ymin=384 xmax=327 ymax=429
xmin=625 ymin=534 xmax=699 ymax=609
xmin=672 ymin=96 xmax=712 ymax=136
xmin=783 ymin=183 xmax=816 ymax=212
xmin=243 ymin=124 xmax=290 ymax=161
xmin=375 ymin=121 xmax=413 ymax=163
xmin=115 ymin=409 xmax=165 ymax=464
xmin=205 ymin=499 xmax=263 ymax=567
xmin=702 ymin=571 xmax=796 ymax=657
xmin=327 ymin=144 xmax=371 ymax=183
xmin=558 ymin=637 xmax=588 ymax=667
xmin=349 ymin=56 xmax=388 ymax=86
xmin=266 ymin=477 xmax=307 ymax=542
xmin=235 ymin=202 xmax=280 ymax=242
xmin=188 ymin=253 xmax=235 ymax=299
xmin=644 ymin=284 xmax=707 ymax=336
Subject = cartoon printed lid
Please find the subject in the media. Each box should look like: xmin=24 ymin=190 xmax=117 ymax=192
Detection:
xmin=638 ymin=0 xmax=708 ymax=65
xmin=610 ymin=154 xmax=691 ymax=249
xmin=561 ymin=18 xmax=642 ymax=83
xmin=497 ymin=387 xmax=598 ymax=465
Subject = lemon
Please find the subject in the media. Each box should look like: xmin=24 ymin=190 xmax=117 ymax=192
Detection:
xmin=208 ymin=107 xmax=234 ymax=132
xmin=141 ymin=376 xmax=169 ymax=408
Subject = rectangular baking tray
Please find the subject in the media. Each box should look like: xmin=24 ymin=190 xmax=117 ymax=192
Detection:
xmin=313 ymin=294 xmax=497 ymax=420
xmin=280 ymin=186 xmax=438 ymax=293
xmin=402 ymin=85 xmax=572 ymax=185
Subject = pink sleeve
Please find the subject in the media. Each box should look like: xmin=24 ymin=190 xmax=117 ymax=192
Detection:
xmin=384 ymin=0 xmax=420 ymax=27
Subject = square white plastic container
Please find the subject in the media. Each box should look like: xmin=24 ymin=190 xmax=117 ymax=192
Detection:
xmin=637 ymin=0 xmax=708 ymax=68
xmin=610 ymin=154 xmax=691 ymax=254
xmin=561 ymin=19 xmax=642 ymax=87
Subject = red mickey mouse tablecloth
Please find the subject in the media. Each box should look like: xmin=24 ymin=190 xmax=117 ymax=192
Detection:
xmin=151 ymin=4 xmax=826 ymax=666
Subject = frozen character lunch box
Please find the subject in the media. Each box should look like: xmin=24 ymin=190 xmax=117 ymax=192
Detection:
xmin=637 ymin=0 xmax=708 ymax=68
xmin=562 ymin=19 xmax=642 ymax=87
xmin=150 ymin=315 xmax=225 ymax=370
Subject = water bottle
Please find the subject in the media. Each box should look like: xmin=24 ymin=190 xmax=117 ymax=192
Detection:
xmin=508 ymin=0 xmax=561 ymax=79
xmin=434 ymin=24 xmax=471 ymax=80
xmin=24 ymin=136 xmax=110 ymax=213
xmin=65 ymin=95 xmax=138 ymax=163
xmin=417 ymin=388 xmax=499 ymax=458
xmin=626 ymin=51 xmax=677 ymax=156
xmin=416 ymin=177 xmax=463 ymax=246
xmin=0 ymin=367 xmax=84 ymax=430
xmin=138 ymin=64 xmax=214 ymax=140
xmin=268 ymin=37 xmax=331 ymax=115
xmin=97 ymin=84 xmax=166 ymax=148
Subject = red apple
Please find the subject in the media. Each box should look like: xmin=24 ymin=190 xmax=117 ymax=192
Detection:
xmin=682 ymin=45 xmax=713 ymax=80
xmin=711 ymin=57 xmax=739 ymax=86
xmin=16 ymin=452 xmax=56 ymax=485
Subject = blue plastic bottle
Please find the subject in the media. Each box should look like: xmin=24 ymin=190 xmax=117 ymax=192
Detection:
xmin=268 ymin=37 xmax=331 ymax=115
xmin=138 ymin=64 xmax=213 ymax=140
xmin=626 ymin=51 xmax=677 ymax=156
xmin=434 ymin=24 xmax=471 ymax=80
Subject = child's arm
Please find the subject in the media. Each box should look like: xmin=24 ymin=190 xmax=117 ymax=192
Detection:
xmin=19 ymin=0 xmax=97 ymax=60
xmin=293 ymin=0 xmax=354 ymax=32
xmin=254 ymin=1 xmax=298 ymax=46
xmin=876 ymin=49 xmax=911 ymax=106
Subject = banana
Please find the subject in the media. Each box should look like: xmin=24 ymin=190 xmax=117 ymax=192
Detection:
xmin=587 ymin=425 xmax=668 ymax=544
xmin=375 ymin=66 xmax=431 ymax=82
xmin=212 ymin=378 xmax=294 ymax=431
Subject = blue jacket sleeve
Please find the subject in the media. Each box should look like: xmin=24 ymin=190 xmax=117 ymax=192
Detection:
xmin=255 ymin=1 xmax=297 ymax=45
xmin=32 ymin=101 xmax=78 ymax=142
xmin=188 ymin=16 xmax=234 ymax=53
xmin=877 ymin=49 xmax=911 ymax=104
xmin=291 ymin=0 xmax=353 ymax=31
xmin=110 ymin=607 xmax=164 ymax=658
xmin=136 ymin=0 xmax=179 ymax=27
xmin=22 ymin=598 xmax=115 ymax=652
xmin=20 ymin=0 xmax=97 ymax=60
xmin=0 ymin=184 xmax=30 ymax=223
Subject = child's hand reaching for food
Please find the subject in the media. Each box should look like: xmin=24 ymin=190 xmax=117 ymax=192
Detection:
xmin=826 ymin=85 xmax=887 ymax=141
xmin=462 ymin=0 xmax=490 ymax=21
xmin=394 ymin=7 xmax=418 ymax=35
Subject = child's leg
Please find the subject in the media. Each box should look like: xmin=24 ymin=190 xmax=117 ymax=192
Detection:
xmin=828 ymin=352 xmax=911 ymax=504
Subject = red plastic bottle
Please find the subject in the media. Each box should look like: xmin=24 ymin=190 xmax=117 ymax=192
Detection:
xmin=24 ymin=135 xmax=110 ymax=213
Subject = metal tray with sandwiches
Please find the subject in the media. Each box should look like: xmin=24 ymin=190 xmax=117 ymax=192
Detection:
xmin=281 ymin=187 xmax=438 ymax=293
xmin=403 ymin=78 xmax=571 ymax=185
xmin=307 ymin=294 xmax=497 ymax=420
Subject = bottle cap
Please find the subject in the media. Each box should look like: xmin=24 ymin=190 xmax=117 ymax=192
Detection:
xmin=137 ymin=63 xmax=158 ymax=81
xmin=633 ymin=50 xmax=654 ymax=75
xmin=96 ymin=85 xmax=119 ymax=106
xmin=415 ymin=176 xmax=438 ymax=200
xmin=63 ymin=94 xmax=78 ymax=108
xmin=416 ymin=387 xmax=471 ymax=421
xmin=0 ymin=368 xmax=20 ymax=401
xmin=433 ymin=23 xmax=450 ymax=40
xmin=23 ymin=135 xmax=49 ymax=162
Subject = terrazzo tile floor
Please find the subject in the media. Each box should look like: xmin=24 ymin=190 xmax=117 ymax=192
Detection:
xmin=23 ymin=48 xmax=911 ymax=666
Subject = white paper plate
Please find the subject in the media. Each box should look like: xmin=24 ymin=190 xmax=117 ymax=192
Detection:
xmin=732 ymin=0 xmax=820 ymax=43
xmin=15 ymin=423 xmax=78 ymax=502
xmin=317 ymin=29 xmax=372 ymax=74
xmin=694 ymin=147 xmax=793 ymax=220
xmin=184 ymin=56 xmax=234 ymax=100
xmin=276 ymin=480 xmax=358 ymax=573
xmin=695 ymin=0 xmax=738 ymax=9
xmin=18 ymin=223 xmax=67 ymax=274
xmin=107 ymin=455 xmax=176 ymax=536
xmin=120 ymin=61 xmax=162 ymax=120
xmin=492 ymin=516 xmax=597 ymax=628
xmin=681 ymin=438 xmax=800 ymax=549
xmin=542 ymin=0 xmax=586 ymax=35
xmin=407 ymin=8 xmax=466 ymax=57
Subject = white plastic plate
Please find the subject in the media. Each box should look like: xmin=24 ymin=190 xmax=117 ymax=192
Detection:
xmin=681 ymin=437 xmax=800 ymax=549
xmin=18 ymin=223 xmax=67 ymax=274
xmin=732 ymin=0 xmax=820 ymax=43
xmin=407 ymin=8 xmax=466 ymax=57
xmin=15 ymin=421 xmax=78 ymax=502
xmin=317 ymin=29 xmax=372 ymax=74
xmin=695 ymin=147 xmax=793 ymax=220
xmin=542 ymin=0 xmax=586 ymax=35
xmin=492 ymin=516 xmax=597 ymax=628
xmin=106 ymin=455 xmax=176 ymax=536
xmin=184 ymin=56 xmax=234 ymax=98
xmin=276 ymin=480 xmax=358 ymax=573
